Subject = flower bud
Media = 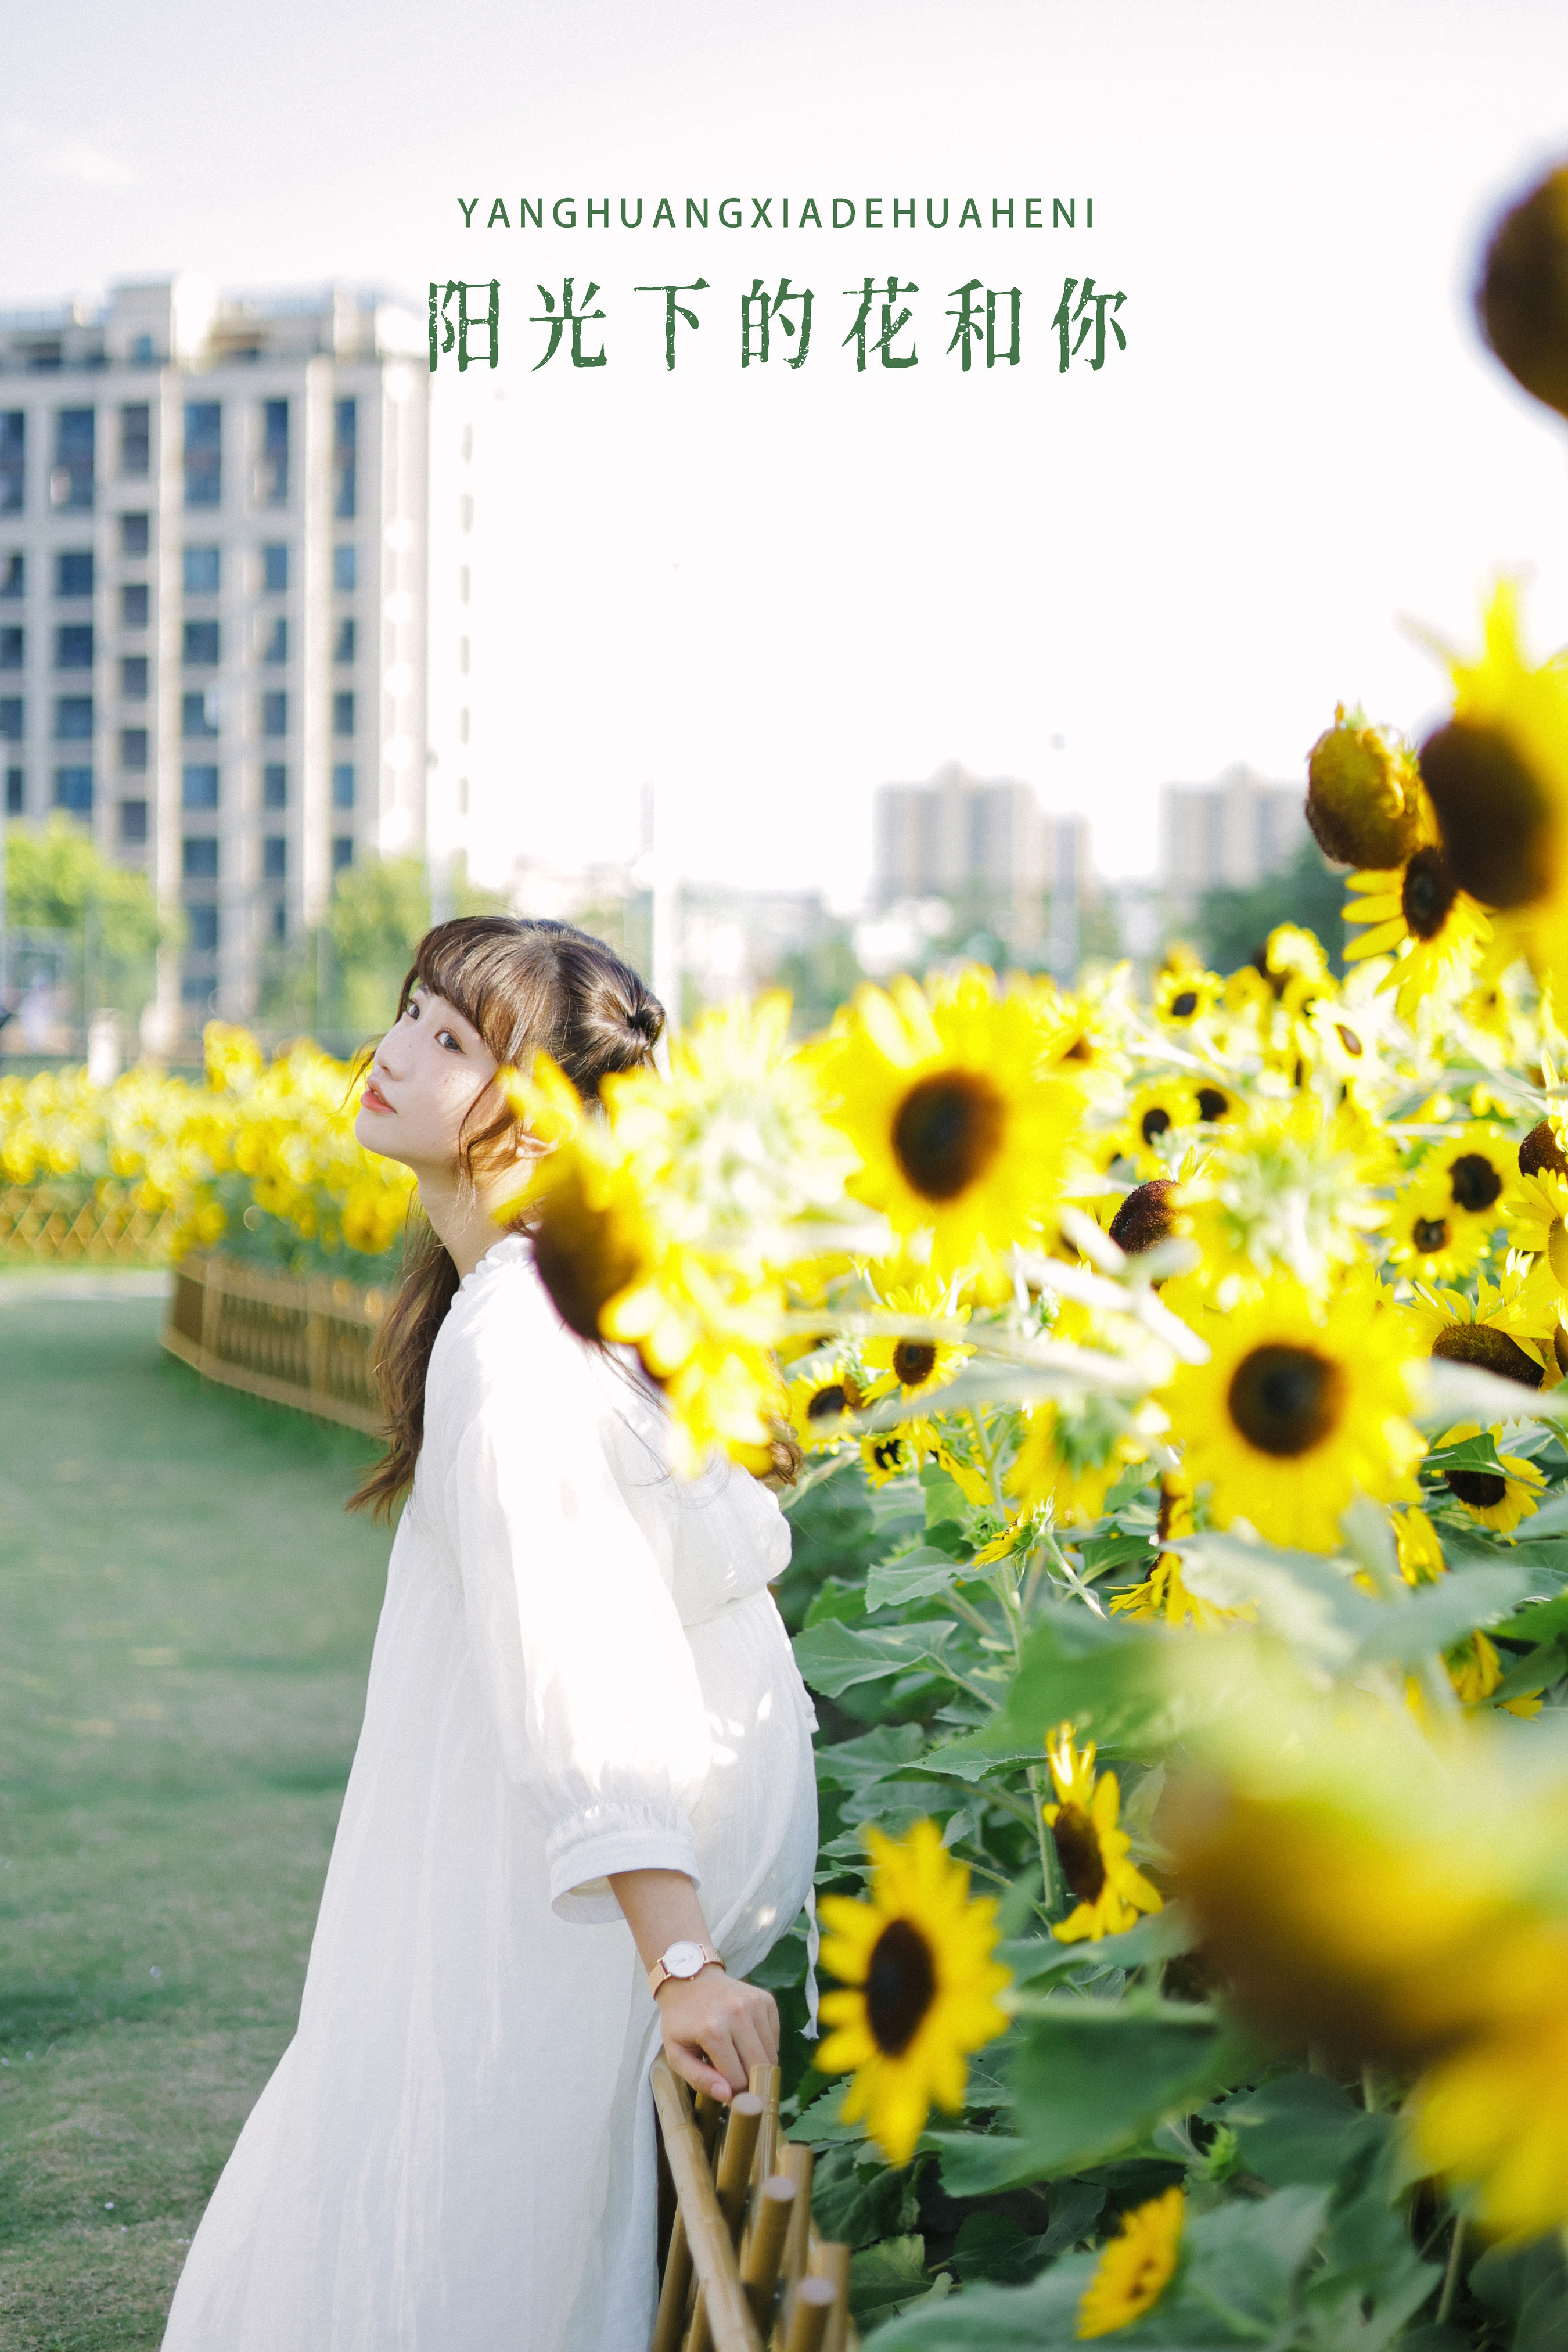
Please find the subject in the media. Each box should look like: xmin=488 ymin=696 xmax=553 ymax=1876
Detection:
xmin=1476 ymin=163 xmax=1568 ymax=422
xmin=1305 ymin=706 xmax=1423 ymax=869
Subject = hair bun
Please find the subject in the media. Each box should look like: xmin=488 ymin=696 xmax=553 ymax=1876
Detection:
xmin=632 ymin=999 xmax=665 ymax=1048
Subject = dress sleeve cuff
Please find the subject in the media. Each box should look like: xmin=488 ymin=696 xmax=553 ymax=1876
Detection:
xmin=546 ymin=1811 xmax=701 ymax=1924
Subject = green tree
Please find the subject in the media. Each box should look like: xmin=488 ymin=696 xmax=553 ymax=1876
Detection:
xmin=1195 ymin=840 xmax=1347 ymax=977
xmin=327 ymin=855 xmax=432 ymax=1036
xmin=3 ymin=817 xmax=173 ymax=1017
xmin=774 ymin=926 xmax=866 ymax=1032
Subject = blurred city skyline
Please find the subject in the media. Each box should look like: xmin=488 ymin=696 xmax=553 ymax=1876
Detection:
xmin=6 ymin=0 xmax=1568 ymax=905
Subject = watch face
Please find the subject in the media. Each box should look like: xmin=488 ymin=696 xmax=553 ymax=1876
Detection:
xmin=664 ymin=1940 xmax=707 ymax=1979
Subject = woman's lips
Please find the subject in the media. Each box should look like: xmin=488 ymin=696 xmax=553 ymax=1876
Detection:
xmin=361 ymin=1081 xmax=394 ymax=1113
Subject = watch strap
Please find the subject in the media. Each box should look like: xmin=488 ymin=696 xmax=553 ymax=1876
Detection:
xmin=648 ymin=1941 xmax=725 ymax=1996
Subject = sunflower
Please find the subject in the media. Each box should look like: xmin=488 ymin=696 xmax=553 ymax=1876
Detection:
xmin=1164 ymin=1274 xmax=1424 ymax=1551
xmin=1510 ymin=1167 xmax=1568 ymax=1288
xmin=1426 ymin=1122 xmax=1521 ymax=1229
xmin=815 ymin=1819 xmax=1012 ymax=2166
xmin=860 ymin=1279 xmax=972 ymax=1407
xmin=1432 ymin=1420 xmax=1544 ymax=1534
xmin=1416 ymin=581 xmax=1568 ymax=999
xmin=812 ymin=968 xmax=1087 ymax=1290
xmin=1408 ymin=1274 xmax=1553 ymax=1390
xmin=1009 ymin=1398 xmax=1147 ymax=1529
xmin=1114 ymin=1077 xmax=1202 ymax=1175
xmin=1077 ymin=2188 xmax=1186 ymax=2340
xmin=1153 ymin=966 xmax=1222 ymax=1030
xmin=1394 ymin=1504 xmax=1446 ymax=1585
xmin=1343 ymin=850 xmax=1492 ymax=1022
xmin=1041 ymin=1728 xmax=1164 ymax=1944
xmin=860 ymin=1428 xmax=925 ymax=1487
xmin=1110 ymin=1475 xmax=1255 ymax=1632
xmin=786 ymin=1363 xmax=865 ymax=1455
xmin=1384 ymin=1177 xmax=1492 ymax=1282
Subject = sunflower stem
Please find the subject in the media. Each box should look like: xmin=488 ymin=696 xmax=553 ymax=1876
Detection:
xmin=1027 ymin=1764 xmax=1064 ymax=1915
xmin=1437 ymin=2213 xmax=1466 ymax=2325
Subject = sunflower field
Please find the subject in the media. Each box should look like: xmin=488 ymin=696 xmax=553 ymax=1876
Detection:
xmin=497 ymin=163 xmax=1568 ymax=2349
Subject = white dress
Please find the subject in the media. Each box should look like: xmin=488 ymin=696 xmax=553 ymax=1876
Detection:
xmin=162 ymin=1233 xmax=819 ymax=2351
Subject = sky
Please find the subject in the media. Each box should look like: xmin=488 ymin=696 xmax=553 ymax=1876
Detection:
xmin=6 ymin=0 xmax=1568 ymax=900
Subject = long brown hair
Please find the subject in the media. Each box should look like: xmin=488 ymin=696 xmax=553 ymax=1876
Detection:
xmin=350 ymin=917 xmax=664 ymax=1520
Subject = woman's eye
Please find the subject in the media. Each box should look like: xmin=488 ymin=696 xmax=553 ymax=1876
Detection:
xmin=437 ymin=1029 xmax=462 ymax=1052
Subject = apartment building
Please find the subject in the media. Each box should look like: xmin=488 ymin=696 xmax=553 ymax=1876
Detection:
xmin=1160 ymin=763 xmax=1308 ymax=908
xmin=873 ymin=759 xmax=1092 ymax=954
xmin=0 ymin=274 xmax=433 ymax=1035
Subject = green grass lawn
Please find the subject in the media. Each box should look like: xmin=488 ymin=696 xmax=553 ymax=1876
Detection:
xmin=0 ymin=1287 xmax=390 ymax=2349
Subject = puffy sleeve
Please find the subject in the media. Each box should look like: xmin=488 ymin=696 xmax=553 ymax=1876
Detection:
xmin=442 ymin=1318 xmax=713 ymax=1924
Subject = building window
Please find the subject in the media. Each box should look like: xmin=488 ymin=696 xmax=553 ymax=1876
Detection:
xmin=5 ymin=767 xmax=23 ymax=815
xmin=458 ymin=633 xmax=469 ymax=676
xmin=0 ymin=627 xmax=20 ymax=670
xmin=458 ymin=563 xmax=470 ymax=605
xmin=0 ymin=413 xmax=23 ymax=512
xmin=332 ymin=544 xmax=357 ymax=594
xmin=181 ymin=689 xmax=219 ymax=738
xmin=458 ymin=706 xmax=469 ymax=745
xmin=187 ymin=905 xmax=220 ymax=953
xmin=56 ymin=549 xmax=94 ymax=598
xmin=263 ymin=835 xmax=287 ymax=882
xmin=182 ymin=763 xmax=220 ymax=809
xmin=52 ymin=409 xmax=95 ymax=510
xmin=119 ymin=798 xmax=148 ymax=844
xmin=183 ymin=401 xmax=221 ymax=509
xmin=1 ymin=554 xmax=21 ymax=597
xmin=182 ymin=545 xmax=220 ymax=595
xmin=333 ymin=617 xmax=356 ymax=665
xmin=182 ymin=836 xmax=219 ymax=880
xmin=331 ymin=836 xmax=354 ymax=873
xmin=182 ymin=619 xmax=220 ymax=665
xmin=332 ymin=762 xmax=355 ymax=810
xmin=119 ymin=513 xmax=149 ymax=559
xmin=258 ymin=400 xmax=289 ymax=506
xmin=55 ymin=624 xmax=93 ymax=669
xmin=0 ymin=696 xmax=21 ymax=740
xmin=121 ymin=582 xmax=149 ymax=629
xmin=53 ymin=765 xmax=93 ymax=813
xmin=261 ymin=616 xmax=287 ymax=664
xmin=120 ymin=404 xmax=151 ymax=479
xmin=332 ymin=691 xmax=354 ymax=738
xmin=456 ymin=775 xmax=469 ymax=817
xmin=332 ymin=398 xmax=357 ymax=519
xmin=262 ymin=761 xmax=287 ymax=810
xmin=121 ymin=656 xmax=149 ymax=700
xmin=262 ymin=691 xmax=288 ymax=739
xmin=55 ymin=695 xmax=93 ymax=740
xmin=270 ymin=900 xmax=286 ymax=942
xmin=262 ymin=543 xmax=289 ymax=594
xmin=120 ymin=727 xmax=148 ymax=772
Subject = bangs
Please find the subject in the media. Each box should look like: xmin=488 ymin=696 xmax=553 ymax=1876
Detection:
xmin=405 ymin=919 xmax=545 ymax=1063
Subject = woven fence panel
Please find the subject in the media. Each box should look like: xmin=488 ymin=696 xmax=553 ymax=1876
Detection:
xmin=0 ymin=1184 xmax=182 ymax=1267
xmin=162 ymin=1251 xmax=385 ymax=1436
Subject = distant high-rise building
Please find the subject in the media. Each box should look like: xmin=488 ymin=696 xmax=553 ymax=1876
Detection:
xmin=1160 ymin=764 xmax=1307 ymax=905
xmin=872 ymin=760 xmax=1091 ymax=956
xmin=0 ymin=274 xmax=443 ymax=1037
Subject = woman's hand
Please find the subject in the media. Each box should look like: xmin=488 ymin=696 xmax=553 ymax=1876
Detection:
xmin=656 ymin=1967 xmax=779 ymax=2105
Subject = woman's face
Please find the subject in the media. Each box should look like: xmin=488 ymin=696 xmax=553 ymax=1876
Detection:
xmin=354 ymin=984 xmax=503 ymax=1175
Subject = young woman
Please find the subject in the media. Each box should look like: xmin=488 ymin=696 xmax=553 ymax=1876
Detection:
xmin=163 ymin=917 xmax=819 ymax=2352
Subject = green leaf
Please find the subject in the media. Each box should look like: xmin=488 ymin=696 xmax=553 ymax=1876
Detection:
xmin=1492 ymin=1588 xmax=1568 ymax=1643
xmin=793 ymin=1618 xmax=962 ymax=1698
xmin=848 ymin=2234 xmax=945 ymax=2324
xmin=1422 ymin=1432 xmax=1506 ymax=1479
xmin=1347 ymin=1562 xmax=1538 ymax=1667
xmin=810 ymin=2145 xmax=919 ymax=2249
xmin=973 ymin=1605 xmax=1188 ymax=1760
xmin=867 ymin=1547 xmax=969 ymax=1613
xmin=789 ymin=2078 xmax=866 ymax=2145
xmin=929 ymin=2003 xmax=1257 ymax=2193
xmin=1216 ymin=2071 xmax=1389 ymax=2188
xmin=814 ymin=1724 xmax=930 ymax=1793
xmin=998 ymin=1909 xmax=1196 ymax=1986
xmin=804 ymin=1577 xmax=870 ymax=1630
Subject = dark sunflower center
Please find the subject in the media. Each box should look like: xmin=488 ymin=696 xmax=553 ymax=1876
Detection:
xmin=1448 ymin=1469 xmax=1509 ymax=1509
xmin=1413 ymin=1216 xmax=1450 ymax=1252
xmin=893 ymin=1340 xmax=938 ymax=1389
xmin=1109 ymin=1179 xmax=1176 ymax=1258
xmin=891 ymin=1072 xmax=1005 ymax=1203
xmin=1064 ymin=1035 xmax=1094 ymax=1063
xmin=1051 ymin=1803 xmax=1107 ymax=1904
xmin=1400 ymin=846 xmax=1460 ymax=940
xmin=864 ymin=1918 xmax=937 ymax=2056
xmin=1336 ymin=1025 xmax=1364 ymax=1057
xmin=1197 ymin=1087 xmax=1231 ymax=1123
xmin=1520 ymin=1121 xmax=1568 ymax=1178
xmin=1430 ymin=1324 xmax=1544 ymax=1387
xmin=807 ymin=1380 xmax=853 ymax=1421
xmin=1228 ymin=1343 xmax=1345 ymax=1458
xmin=1449 ymin=1152 xmax=1504 ymax=1213
xmin=1419 ymin=720 xmax=1555 ymax=911
xmin=1170 ymin=990 xmax=1199 ymax=1019
xmin=531 ymin=1171 xmax=646 ymax=1343
xmin=1141 ymin=1106 xmax=1173 ymax=1145
xmin=871 ymin=1435 xmax=908 ymax=1474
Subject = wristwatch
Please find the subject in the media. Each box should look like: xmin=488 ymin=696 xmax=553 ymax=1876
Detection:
xmin=648 ymin=1939 xmax=725 ymax=1997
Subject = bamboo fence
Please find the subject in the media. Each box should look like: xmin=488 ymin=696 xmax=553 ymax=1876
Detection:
xmin=161 ymin=1249 xmax=386 ymax=1434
